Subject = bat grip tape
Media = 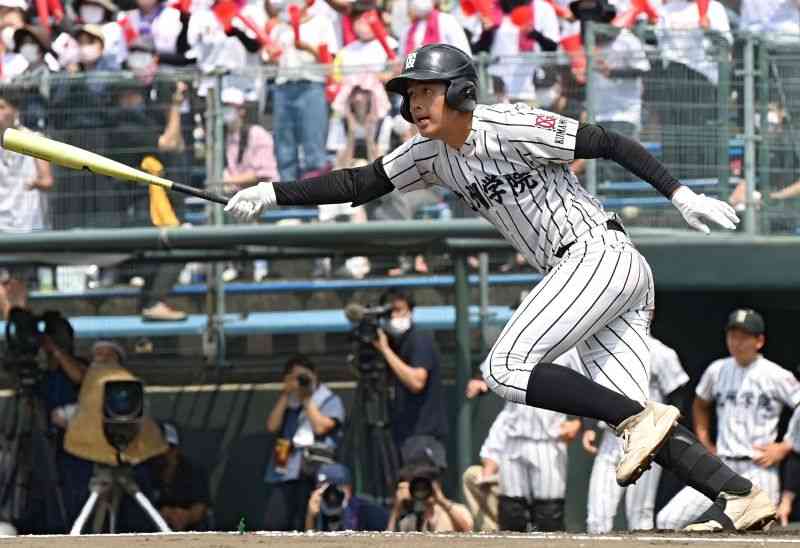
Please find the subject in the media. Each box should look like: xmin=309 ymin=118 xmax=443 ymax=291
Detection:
xmin=170 ymin=181 xmax=229 ymax=205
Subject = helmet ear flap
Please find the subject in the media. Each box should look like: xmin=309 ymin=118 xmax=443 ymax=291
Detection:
xmin=400 ymin=94 xmax=413 ymax=123
xmin=446 ymin=79 xmax=477 ymax=112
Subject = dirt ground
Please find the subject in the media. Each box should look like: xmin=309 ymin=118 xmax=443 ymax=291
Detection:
xmin=3 ymin=531 xmax=800 ymax=548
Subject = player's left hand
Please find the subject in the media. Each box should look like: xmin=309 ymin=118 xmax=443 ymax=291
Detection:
xmin=671 ymin=186 xmax=740 ymax=234
xmin=753 ymin=441 xmax=792 ymax=468
xmin=224 ymin=182 xmax=277 ymax=222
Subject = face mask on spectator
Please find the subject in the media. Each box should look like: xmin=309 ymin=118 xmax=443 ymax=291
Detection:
xmin=79 ymin=43 xmax=102 ymax=64
xmin=386 ymin=315 xmax=411 ymax=337
xmin=80 ymin=4 xmax=106 ymax=24
xmin=127 ymin=51 xmax=154 ymax=70
xmin=19 ymin=43 xmax=41 ymax=63
xmin=1 ymin=27 xmax=15 ymax=51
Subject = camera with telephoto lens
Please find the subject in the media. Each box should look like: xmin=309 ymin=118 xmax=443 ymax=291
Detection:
xmin=103 ymin=380 xmax=145 ymax=453
xmin=320 ymin=483 xmax=346 ymax=522
xmin=344 ymin=303 xmax=393 ymax=374
xmin=410 ymin=476 xmax=433 ymax=501
xmin=346 ymin=303 xmax=392 ymax=345
xmin=3 ymin=308 xmax=68 ymax=388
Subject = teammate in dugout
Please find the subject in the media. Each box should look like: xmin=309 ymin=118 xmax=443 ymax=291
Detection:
xmin=225 ymin=43 xmax=774 ymax=531
xmin=656 ymin=309 xmax=800 ymax=530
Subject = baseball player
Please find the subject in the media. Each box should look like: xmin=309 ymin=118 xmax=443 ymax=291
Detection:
xmin=584 ymin=331 xmax=689 ymax=533
xmin=467 ymin=348 xmax=582 ymax=532
xmin=225 ymin=43 xmax=774 ymax=530
xmin=656 ymin=309 xmax=800 ymax=530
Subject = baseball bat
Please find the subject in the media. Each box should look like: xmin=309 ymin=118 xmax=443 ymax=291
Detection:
xmin=1 ymin=128 xmax=229 ymax=206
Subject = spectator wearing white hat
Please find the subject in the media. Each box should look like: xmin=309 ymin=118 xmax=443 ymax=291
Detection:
xmin=91 ymin=340 xmax=127 ymax=367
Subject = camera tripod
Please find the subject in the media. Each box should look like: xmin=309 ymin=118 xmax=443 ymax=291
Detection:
xmin=0 ymin=374 xmax=68 ymax=532
xmin=70 ymin=462 xmax=170 ymax=535
xmin=343 ymin=349 xmax=400 ymax=505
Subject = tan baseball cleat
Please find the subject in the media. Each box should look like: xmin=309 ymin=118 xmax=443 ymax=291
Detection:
xmin=615 ymin=401 xmax=681 ymax=486
xmin=684 ymin=486 xmax=776 ymax=532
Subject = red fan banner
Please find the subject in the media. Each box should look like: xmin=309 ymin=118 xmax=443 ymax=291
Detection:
xmin=363 ymin=10 xmax=396 ymax=60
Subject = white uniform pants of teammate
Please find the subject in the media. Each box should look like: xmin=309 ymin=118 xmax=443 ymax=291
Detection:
xmin=499 ymin=439 xmax=568 ymax=501
xmin=587 ymin=430 xmax=662 ymax=533
xmin=482 ymin=229 xmax=655 ymax=405
xmin=656 ymin=459 xmax=780 ymax=529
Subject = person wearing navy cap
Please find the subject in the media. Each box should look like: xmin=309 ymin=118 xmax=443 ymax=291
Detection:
xmin=305 ymin=462 xmax=388 ymax=531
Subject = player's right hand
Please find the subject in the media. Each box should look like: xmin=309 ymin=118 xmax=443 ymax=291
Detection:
xmin=671 ymin=186 xmax=740 ymax=234
xmin=582 ymin=430 xmax=598 ymax=455
xmin=224 ymin=182 xmax=277 ymax=222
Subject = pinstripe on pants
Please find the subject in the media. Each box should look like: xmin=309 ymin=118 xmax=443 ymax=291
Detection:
xmin=499 ymin=439 xmax=568 ymax=501
xmin=656 ymin=459 xmax=781 ymax=529
xmin=481 ymin=229 xmax=654 ymax=405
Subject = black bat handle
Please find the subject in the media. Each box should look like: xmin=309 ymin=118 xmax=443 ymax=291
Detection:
xmin=170 ymin=181 xmax=230 ymax=206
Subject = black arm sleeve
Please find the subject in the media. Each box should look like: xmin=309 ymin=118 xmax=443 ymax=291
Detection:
xmin=528 ymin=29 xmax=559 ymax=52
xmin=472 ymin=26 xmax=498 ymax=54
xmin=227 ymin=27 xmax=262 ymax=53
xmin=785 ymin=451 xmax=800 ymax=494
xmin=273 ymin=158 xmax=396 ymax=206
xmin=574 ymin=123 xmax=681 ymax=198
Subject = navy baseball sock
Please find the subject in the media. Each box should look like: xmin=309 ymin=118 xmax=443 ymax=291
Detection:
xmin=525 ymin=362 xmax=644 ymax=427
xmin=654 ymin=424 xmax=752 ymax=500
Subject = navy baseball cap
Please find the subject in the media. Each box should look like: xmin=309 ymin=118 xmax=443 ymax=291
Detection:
xmin=725 ymin=309 xmax=765 ymax=335
xmin=317 ymin=463 xmax=352 ymax=486
xmin=401 ymin=436 xmax=448 ymax=470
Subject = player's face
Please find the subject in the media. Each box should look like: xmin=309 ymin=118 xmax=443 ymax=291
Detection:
xmin=725 ymin=327 xmax=764 ymax=365
xmin=407 ymin=81 xmax=448 ymax=138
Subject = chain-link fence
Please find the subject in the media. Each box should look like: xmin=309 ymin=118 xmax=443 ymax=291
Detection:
xmin=2 ymin=30 xmax=796 ymax=236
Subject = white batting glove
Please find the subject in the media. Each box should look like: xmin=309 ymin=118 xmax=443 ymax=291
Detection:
xmin=671 ymin=186 xmax=739 ymax=234
xmin=224 ymin=182 xmax=277 ymax=222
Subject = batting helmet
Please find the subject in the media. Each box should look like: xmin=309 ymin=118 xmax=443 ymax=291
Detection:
xmin=386 ymin=44 xmax=478 ymax=123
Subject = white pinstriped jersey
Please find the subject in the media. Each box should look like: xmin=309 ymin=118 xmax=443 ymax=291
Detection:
xmin=695 ymin=356 xmax=800 ymax=458
xmin=381 ymin=104 xmax=613 ymax=272
xmin=647 ymin=336 xmax=690 ymax=404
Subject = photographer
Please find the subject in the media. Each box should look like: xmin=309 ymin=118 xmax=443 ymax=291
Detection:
xmin=40 ymin=313 xmax=89 ymax=430
xmin=373 ymin=289 xmax=447 ymax=450
xmin=263 ymin=355 xmax=345 ymax=531
xmin=150 ymin=422 xmax=210 ymax=532
xmin=0 ymin=279 xmax=87 ymax=429
xmin=305 ymin=463 xmax=388 ymax=531
xmin=387 ymin=459 xmax=473 ymax=532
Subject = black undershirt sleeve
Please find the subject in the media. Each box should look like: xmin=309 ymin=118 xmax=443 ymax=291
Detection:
xmin=528 ymin=29 xmax=559 ymax=52
xmin=573 ymin=123 xmax=681 ymax=199
xmin=273 ymin=158 xmax=396 ymax=207
xmin=785 ymin=451 xmax=800 ymax=494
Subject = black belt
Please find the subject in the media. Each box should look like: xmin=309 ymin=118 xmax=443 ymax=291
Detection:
xmin=722 ymin=456 xmax=752 ymax=462
xmin=555 ymin=219 xmax=626 ymax=259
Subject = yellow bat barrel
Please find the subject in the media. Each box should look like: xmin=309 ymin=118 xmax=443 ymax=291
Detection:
xmin=1 ymin=127 xmax=175 ymax=190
